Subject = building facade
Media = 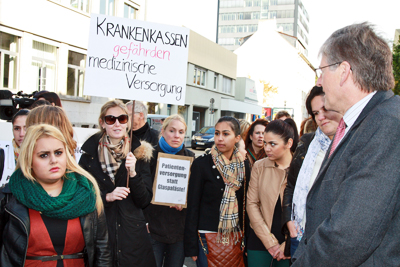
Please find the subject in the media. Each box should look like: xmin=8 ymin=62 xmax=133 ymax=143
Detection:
xmin=217 ymin=0 xmax=310 ymax=56
xmin=1 ymin=0 xmax=263 ymax=146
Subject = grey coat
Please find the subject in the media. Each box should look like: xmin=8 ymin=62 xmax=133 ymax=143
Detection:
xmin=292 ymin=90 xmax=400 ymax=267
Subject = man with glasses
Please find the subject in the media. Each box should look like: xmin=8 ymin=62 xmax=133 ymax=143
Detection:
xmin=292 ymin=23 xmax=400 ymax=266
xmin=126 ymin=101 xmax=159 ymax=147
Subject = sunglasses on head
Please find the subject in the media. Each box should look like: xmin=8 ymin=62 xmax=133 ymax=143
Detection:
xmin=104 ymin=114 xmax=129 ymax=125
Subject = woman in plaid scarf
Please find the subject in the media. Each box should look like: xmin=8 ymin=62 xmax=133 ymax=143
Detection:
xmin=184 ymin=116 xmax=250 ymax=267
xmin=246 ymin=119 xmax=298 ymax=267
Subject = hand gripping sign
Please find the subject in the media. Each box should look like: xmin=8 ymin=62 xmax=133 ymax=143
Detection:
xmin=151 ymin=153 xmax=193 ymax=207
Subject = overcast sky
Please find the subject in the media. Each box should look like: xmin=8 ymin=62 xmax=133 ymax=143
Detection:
xmin=146 ymin=0 xmax=400 ymax=67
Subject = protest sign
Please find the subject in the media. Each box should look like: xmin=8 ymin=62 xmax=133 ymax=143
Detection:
xmin=84 ymin=14 xmax=190 ymax=105
xmin=151 ymin=152 xmax=193 ymax=207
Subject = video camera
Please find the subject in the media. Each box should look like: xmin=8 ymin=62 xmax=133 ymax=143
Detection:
xmin=0 ymin=90 xmax=37 ymax=121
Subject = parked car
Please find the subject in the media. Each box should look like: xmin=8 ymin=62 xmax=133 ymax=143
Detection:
xmin=191 ymin=126 xmax=215 ymax=150
xmin=147 ymin=114 xmax=169 ymax=131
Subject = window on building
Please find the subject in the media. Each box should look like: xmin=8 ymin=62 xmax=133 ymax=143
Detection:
xmin=245 ymin=0 xmax=253 ymax=7
xmin=239 ymin=12 xmax=251 ymax=20
xmin=248 ymin=24 xmax=258 ymax=32
xmin=100 ymin=0 xmax=114 ymax=15
xmin=222 ymin=77 xmax=232 ymax=94
xmin=31 ymin=41 xmax=57 ymax=92
xmin=67 ymin=51 xmax=85 ymax=97
xmin=235 ymin=38 xmax=241 ymax=45
xmin=277 ymin=23 xmax=294 ymax=32
xmin=0 ymin=32 xmax=19 ymax=90
xmin=194 ymin=67 xmax=206 ymax=87
xmin=124 ymin=3 xmax=137 ymax=19
xmin=214 ymin=74 xmax=218 ymax=90
xmin=268 ymin=11 xmax=277 ymax=19
xmin=253 ymin=0 xmax=261 ymax=6
xmin=70 ymin=0 xmax=90 ymax=13
xmin=252 ymin=12 xmax=260 ymax=20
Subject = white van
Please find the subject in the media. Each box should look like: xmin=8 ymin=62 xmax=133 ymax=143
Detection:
xmin=147 ymin=114 xmax=168 ymax=131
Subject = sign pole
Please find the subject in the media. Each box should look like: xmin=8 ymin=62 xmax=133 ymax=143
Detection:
xmin=127 ymin=100 xmax=136 ymax=188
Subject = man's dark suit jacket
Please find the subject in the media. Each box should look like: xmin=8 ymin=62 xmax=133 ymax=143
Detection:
xmin=292 ymin=90 xmax=400 ymax=266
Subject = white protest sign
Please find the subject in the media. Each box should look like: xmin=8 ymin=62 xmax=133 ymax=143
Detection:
xmin=84 ymin=14 xmax=190 ymax=105
xmin=152 ymin=153 xmax=193 ymax=207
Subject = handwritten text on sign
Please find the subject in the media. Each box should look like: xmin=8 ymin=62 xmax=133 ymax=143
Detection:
xmin=152 ymin=153 xmax=193 ymax=206
xmin=84 ymin=14 xmax=189 ymax=105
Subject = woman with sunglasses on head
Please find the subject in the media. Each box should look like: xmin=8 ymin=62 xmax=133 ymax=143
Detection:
xmin=144 ymin=114 xmax=195 ymax=267
xmin=79 ymin=100 xmax=156 ymax=267
xmin=184 ymin=116 xmax=251 ymax=267
xmin=246 ymin=119 xmax=298 ymax=267
xmin=0 ymin=124 xmax=111 ymax=266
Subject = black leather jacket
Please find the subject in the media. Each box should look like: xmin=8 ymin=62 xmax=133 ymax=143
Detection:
xmin=0 ymin=185 xmax=112 ymax=267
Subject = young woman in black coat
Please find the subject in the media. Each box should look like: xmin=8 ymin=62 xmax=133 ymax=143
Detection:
xmin=184 ymin=116 xmax=251 ymax=267
xmin=79 ymin=100 xmax=156 ymax=267
xmin=144 ymin=114 xmax=195 ymax=267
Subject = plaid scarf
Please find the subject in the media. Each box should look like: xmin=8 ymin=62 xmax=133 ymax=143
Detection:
xmin=98 ymin=134 xmax=130 ymax=183
xmin=211 ymin=145 xmax=245 ymax=245
xmin=12 ymin=139 xmax=20 ymax=164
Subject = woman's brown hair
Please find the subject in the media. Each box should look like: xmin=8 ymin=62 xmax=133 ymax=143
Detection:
xmin=26 ymin=105 xmax=77 ymax=158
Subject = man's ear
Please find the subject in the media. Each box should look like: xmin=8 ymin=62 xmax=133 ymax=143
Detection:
xmin=340 ymin=61 xmax=352 ymax=87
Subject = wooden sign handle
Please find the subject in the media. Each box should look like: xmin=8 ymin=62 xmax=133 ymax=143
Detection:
xmin=127 ymin=100 xmax=135 ymax=188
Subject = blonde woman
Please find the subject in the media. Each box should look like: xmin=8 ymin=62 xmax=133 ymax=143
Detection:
xmin=144 ymin=114 xmax=195 ymax=267
xmin=0 ymin=124 xmax=111 ymax=266
xmin=79 ymin=100 xmax=156 ymax=267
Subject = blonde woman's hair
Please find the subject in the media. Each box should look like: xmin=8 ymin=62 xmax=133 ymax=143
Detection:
xmin=17 ymin=124 xmax=103 ymax=215
xmin=162 ymin=114 xmax=187 ymax=133
xmin=98 ymin=100 xmax=130 ymax=133
xmin=26 ymin=106 xmax=77 ymax=158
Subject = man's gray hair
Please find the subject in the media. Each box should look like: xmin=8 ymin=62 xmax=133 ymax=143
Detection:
xmin=319 ymin=22 xmax=394 ymax=92
xmin=126 ymin=101 xmax=148 ymax=120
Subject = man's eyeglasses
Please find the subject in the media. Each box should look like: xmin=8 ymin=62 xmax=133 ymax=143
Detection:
xmin=104 ymin=114 xmax=129 ymax=125
xmin=315 ymin=62 xmax=342 ymax=78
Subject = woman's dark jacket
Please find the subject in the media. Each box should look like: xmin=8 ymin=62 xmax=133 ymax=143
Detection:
xmin=282 ymin=133 xmax=315 ymax=233
xmin=184 ymin=153 xmax=251 ymax=257
xmin=79 ymin=132 xmax=156 ymax=267
xmin=0 ymin=184 xmax=111 ymax=267
xmin=144 ymin=144 xmax=195 ymax=244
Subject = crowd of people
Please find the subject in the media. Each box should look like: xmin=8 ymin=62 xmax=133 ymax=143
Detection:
xmin=0 ymin=22 xmax=399 ymax=267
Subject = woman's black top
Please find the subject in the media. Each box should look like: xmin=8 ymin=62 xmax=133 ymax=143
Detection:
xmin=247 ymin=196 xmax=284 ymax=251
xmin=41 ymin=214 xmax=68 ymax=267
